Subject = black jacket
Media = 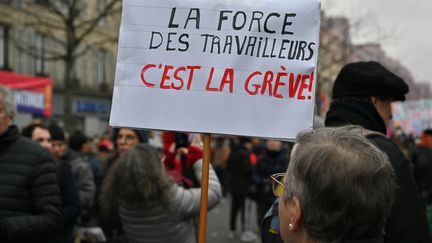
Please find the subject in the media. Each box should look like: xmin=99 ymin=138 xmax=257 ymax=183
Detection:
xmin=344 ymin=238 xmax=383 ymax=243
xmin=254 ymin=148 xmax=289 ymax=222
xmin=49 ymin=161 xmax=81 ymax=243
xmin=0 ymin=125 xmax=63 ymax=243
xmin=411 ymin=145 xmax=432 ymax=204
xmin=61 ymin=149 xmax=96 ymax=209
xmin=254 ymin=148 xmax=289 ymax=197
xmin=58 ymin=161 xmax=81 ymax=228
xmin=326 ymin=99 xmax=431 ymax=243
xmin=227 ymin=144 xmax=253 ymax=197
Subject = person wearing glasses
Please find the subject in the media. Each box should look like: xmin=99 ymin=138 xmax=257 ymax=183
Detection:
xmin=271 ymin=126 xmax=396 ymax=243
xmin=98 ymin=127 xmax=149 ymax=241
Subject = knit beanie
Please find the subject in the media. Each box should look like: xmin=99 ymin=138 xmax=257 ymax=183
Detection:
xmin=135 ymin=129 xmax=149 ymax=143
xmin=48 ymin=123 xmax=65 ymax=141
xmin=332 ymin=61 xmax=409 ymax=101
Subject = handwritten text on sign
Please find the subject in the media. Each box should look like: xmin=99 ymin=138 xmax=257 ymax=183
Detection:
xmin=110 ymin=0 xmax=321 ymax=139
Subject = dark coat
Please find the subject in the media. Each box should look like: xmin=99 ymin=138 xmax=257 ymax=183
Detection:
xmin=58 ymin=162 xmax=81 ymax=230
xmin=369 ymin=135 xmax=431 ymax=243
xmin=344 ymin=238 xmax=384 ymax=243
xmin=254 ymin=149 xmax=289 ymax=192
xmin=0 ymin=125 xmax=63 ymax=243
xmin=254 ymin=148 xmax=289 ymax=222
xmin=49 ymin=161 xmax=81 ymax=243
xmin=227 ymin=145 xmax=253 ymax=197
xmin=326 ymin=99 xmax=431 ymax=243
xmin=411 ymin=146 xmax=432 ymax=204
xmin=61 ymin=149 xmax=96 ymax=209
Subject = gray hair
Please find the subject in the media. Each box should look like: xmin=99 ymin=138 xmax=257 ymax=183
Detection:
xmin=110 ymin=144 xmax=172 ymax=208
xmin=0 ymin=85 xmax=16 ymax=119
xmin=283 ymin=126 xmax=396 ymax=242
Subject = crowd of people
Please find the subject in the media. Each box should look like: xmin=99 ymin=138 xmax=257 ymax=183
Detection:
xmin=1 ymin=60 xmax=432 ymax=243
xmin=0 ymin=85 xmax=223 ymax=243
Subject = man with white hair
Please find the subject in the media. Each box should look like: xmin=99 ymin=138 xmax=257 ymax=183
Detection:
xmin=0 ymin=85 xmax=63 ymax=242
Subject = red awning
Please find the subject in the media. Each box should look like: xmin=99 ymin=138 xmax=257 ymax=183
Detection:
xmin=0 ymin=70 xmax=54 ymax=117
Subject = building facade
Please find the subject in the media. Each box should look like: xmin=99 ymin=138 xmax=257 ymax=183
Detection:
xmin=317 ymin=13 xmax=351 ymax=116
xmin=0 ymin=0 xmax=120 ymax=136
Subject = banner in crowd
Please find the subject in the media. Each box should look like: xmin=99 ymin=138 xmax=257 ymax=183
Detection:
xmin=392 ymin=99 xmax=432 ymax=136
xmin=110 ymin=0 xmax=321 ymax=139
xmin=0 ymin=70 xmax=53 ymax=117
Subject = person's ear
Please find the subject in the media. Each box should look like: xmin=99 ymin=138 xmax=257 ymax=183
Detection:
xmin=370 ymin=96 xmax=378 ymax=105
xmin=288 ymin=196 xmax=302 ymax=231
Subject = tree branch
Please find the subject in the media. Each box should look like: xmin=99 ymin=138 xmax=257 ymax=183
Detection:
xmin=46 ymin=1 xmax=68 ymax=23
xmin=73 ymin=36 xmax=118 ymax=59
xmin=11 ymin=35 xmax=67 ymax=61
xmin=75 ymin=0 xmax=120 ymax=46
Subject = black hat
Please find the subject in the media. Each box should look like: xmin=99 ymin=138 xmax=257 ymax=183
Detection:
xmin=239 ymin=136 xmax=252 ymax=145
xmin=49 ymin=123 xmax=65 ymax=141
xmin=332 ymin=61 xmax=409 ymax=101
xmin=69 ymin=131 xmax=89 ymax=151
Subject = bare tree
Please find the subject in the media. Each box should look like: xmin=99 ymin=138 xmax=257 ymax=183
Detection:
xmin=16 ymin=0 xmax=121 ymax=132
xmin=315 ymin=12 xmax=351 ymax=116
xmin=316 ymin=7 xmax=401 ymax=116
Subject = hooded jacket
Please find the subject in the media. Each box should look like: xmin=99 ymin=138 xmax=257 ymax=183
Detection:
xmin=0 ymin=125 xmax=63 ymax=242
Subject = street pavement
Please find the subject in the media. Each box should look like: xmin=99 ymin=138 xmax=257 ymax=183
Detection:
xmin=207 ymin=196 xmax=261 ymax=243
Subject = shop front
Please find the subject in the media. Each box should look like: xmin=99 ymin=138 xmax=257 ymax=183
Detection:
xmin=0 ymin=70 xmax=53 ymax=127
xmin=73 ymin=98 xmax=111 ymax=136
xmin=51 ymin=93 xmax=111 ymax=136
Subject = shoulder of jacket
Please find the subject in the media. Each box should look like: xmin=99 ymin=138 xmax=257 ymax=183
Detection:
xmin=69 ymin=157 xmax=92 ymax=173
xmin=361 ymin=129 xmax=386 ymax=138
xmin=168 ymin=184 xmax=187 ymax=210
xmin=14 ymin=137 xmax=53 ymax=161
xmin=364 ymin=131 xmax=407 ymax=167
xmin=361 ymin=129 xmax=396 ymax=149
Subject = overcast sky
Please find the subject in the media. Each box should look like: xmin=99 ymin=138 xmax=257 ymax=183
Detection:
xmin=322 ymin=0 xmax=432 ymax=83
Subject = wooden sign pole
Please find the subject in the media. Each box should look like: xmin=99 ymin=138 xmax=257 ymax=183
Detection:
xmin=198 ymin=133 xmax=212 ymax=243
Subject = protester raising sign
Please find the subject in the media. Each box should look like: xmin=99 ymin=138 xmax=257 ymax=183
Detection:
xmin=110 ymin=0 xmax=321 ymax=140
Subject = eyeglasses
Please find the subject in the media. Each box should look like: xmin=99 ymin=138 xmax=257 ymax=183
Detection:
xmin=271 ymin=173 xmax=286 ymax=197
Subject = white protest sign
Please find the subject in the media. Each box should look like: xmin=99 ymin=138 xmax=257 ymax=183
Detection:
xmin=110 ymin=0 xmax=321 ymax=139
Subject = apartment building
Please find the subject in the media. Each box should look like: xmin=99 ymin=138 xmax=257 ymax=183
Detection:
xmin=0 ymin=0 xmax=120 ymax=136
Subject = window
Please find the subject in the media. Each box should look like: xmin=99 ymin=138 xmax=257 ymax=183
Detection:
xmin=15 ymin=28 xmax=29 ymax=74
xmin=35 ymin=33 xmax=45 ymax=75
xmin=34 ymin=0 xmax=49 ymax=6
xmin=0 ymin=24 xmax=9 ymax=69
xmin=46 ymin=37 xmax=65 ymax=86
xmin=97 ymin=49 xmax=107 ymax=84
xmin=80 ymin=1 xmax=88 ymax=19
xmin=80 ymin=49 xmax=88 ymax=87
xmin=98 ymin=0 xmax=108 ymax=25
xmin=12 ymin=0 xmax=25 ymax=7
